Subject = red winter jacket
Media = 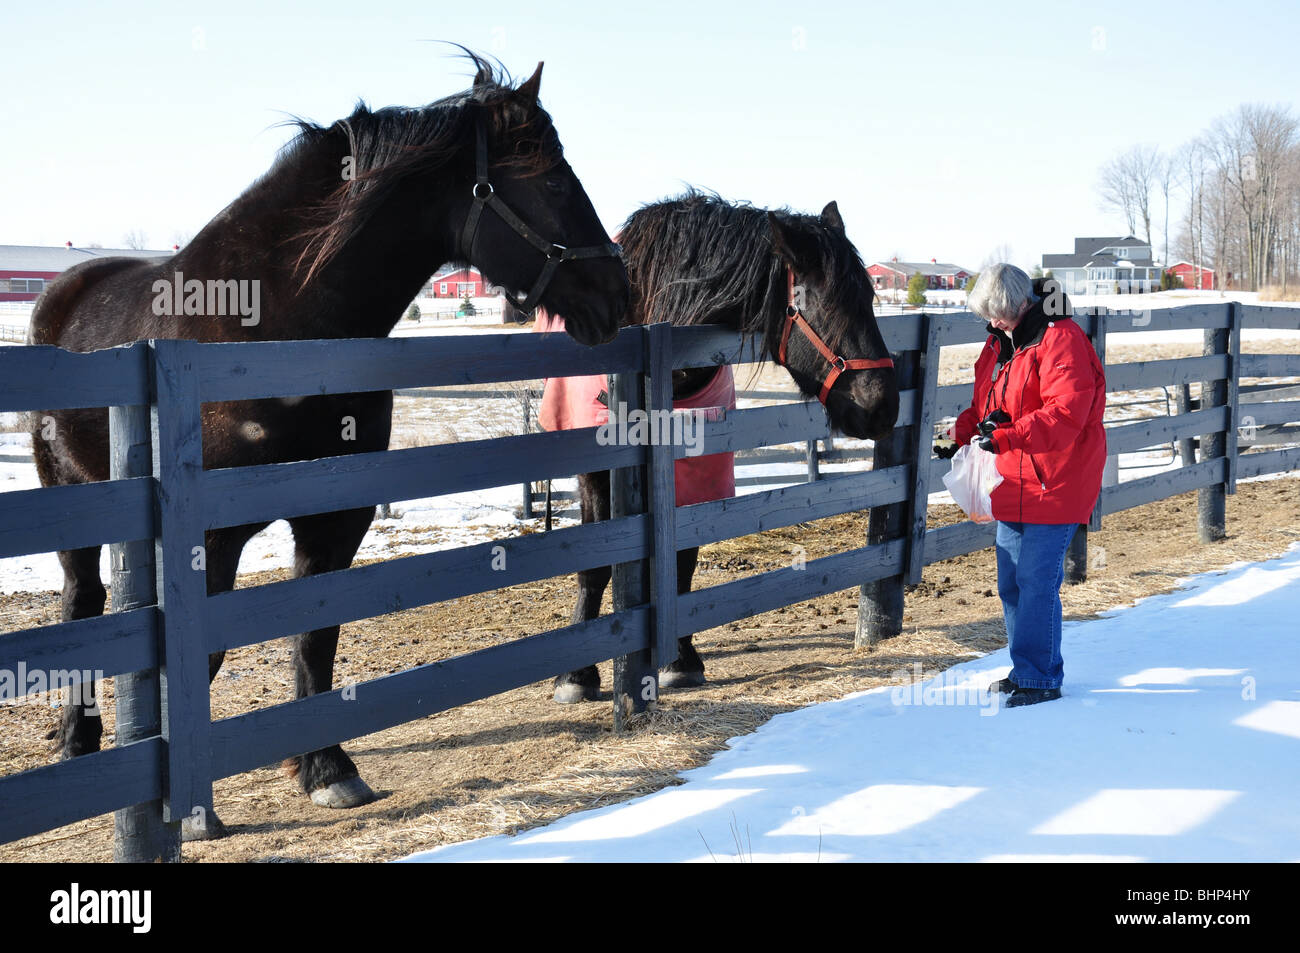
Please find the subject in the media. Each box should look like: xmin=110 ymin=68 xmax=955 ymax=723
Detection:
xmin=951 ymin=290 xmax=1107 ymax=525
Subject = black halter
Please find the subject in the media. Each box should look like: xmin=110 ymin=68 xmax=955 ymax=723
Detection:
xmin=459 ymin=120 xmax=621 ymax=315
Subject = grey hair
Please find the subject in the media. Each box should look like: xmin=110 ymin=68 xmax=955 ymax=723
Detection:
xmin=968 ymin=263 xmax=1034 ymax=323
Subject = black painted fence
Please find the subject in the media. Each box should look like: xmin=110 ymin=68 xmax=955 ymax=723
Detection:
xmin=0 ymin=301 xmax=1297 ymax=858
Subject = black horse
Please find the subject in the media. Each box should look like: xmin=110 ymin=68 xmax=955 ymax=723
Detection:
xmin=30 ymin=55 xmax=628 ymax=834
xmin=552 ymin=191 xmax=898 ymax=703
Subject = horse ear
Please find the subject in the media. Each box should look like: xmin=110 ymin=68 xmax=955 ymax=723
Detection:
xmin=515 ymin=62 xmax=544 ymax=109
xmin=820 ymin=201 xmax=845 ymax=231
xmin=768 ymin=212 xmax=821 ymax=274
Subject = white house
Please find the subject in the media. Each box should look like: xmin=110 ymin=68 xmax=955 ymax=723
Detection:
xmin=1041 ymin=236 xmax=1163 ymax=295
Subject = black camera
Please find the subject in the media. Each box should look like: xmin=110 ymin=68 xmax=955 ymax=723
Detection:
xmin=977 ymin=409 xmax=1011 ymax=435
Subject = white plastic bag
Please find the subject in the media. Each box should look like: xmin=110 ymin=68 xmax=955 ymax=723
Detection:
xmin=942 ymin=442 xmax=1004 ymax=523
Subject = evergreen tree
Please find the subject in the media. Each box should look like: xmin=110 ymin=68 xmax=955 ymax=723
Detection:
xmin=906 ymin=272 xmax=928 ymax=306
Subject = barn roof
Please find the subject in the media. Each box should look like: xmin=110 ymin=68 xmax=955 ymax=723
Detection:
xmin=0 ymin=244 xmax=171 ymax=273
xmin=870 ymin=260 xmax=972 ymax=277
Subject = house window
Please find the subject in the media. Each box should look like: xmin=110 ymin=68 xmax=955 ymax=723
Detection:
xmin=439 ymin=282 xmax=449 ymax=295
xmin=9 ymin=278 xmax=43 ymax=293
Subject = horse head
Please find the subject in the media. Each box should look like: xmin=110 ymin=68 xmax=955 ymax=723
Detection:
xmin=459 ymin=61 xmax=628 ymax=346
xmin=766 ymin=202 xmax=899 ymax=440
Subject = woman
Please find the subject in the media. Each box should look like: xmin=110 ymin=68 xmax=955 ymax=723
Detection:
xmin=937 ymin=264 xmax=1107 ymax=707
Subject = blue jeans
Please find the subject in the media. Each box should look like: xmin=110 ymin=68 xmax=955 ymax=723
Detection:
xmin=994 ymin=521 xmax=1077 ymax=690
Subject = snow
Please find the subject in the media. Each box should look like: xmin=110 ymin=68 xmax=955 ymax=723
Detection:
xmin=400 ymin=542 xmax=1300 ymax=863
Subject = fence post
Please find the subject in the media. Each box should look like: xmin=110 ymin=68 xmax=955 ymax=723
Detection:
xmin=805 ymin=439 xmax=820 ymax=482
xmin=149 ymin=339 xmax=216 ymax=835
xmin=110 ymin=402 xmax=181 ymax=863
xmin=521 ymin=388 xmax=534 ymax=519
xmin=646 ymin=323 xmax=678 ymax=673
xmin=1225 ymin=301 xmax=1241 ymax=495
xmin=1066 ymin=308 xmax=1106 ymax=584
xmin=856 ymin=329 xmax=918 ymax=648
xmin=903 ymin=312 xmax=942 ymax=585
xmin=1175 ymin=384 xmax=1196 ymax=464
xmin=1088 ymin=307 xmax=1111 ymax=535
xmin=1198 ymin=306 xmax=1231 ymax=542
xmin=610 ymin=330 xmax=654 ymax=730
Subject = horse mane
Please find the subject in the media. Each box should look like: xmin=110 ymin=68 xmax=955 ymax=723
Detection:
xmin=285 ymin=50 xmax=559 ymax=287
xmin=617 ymin=189 xmax=874 ymax=357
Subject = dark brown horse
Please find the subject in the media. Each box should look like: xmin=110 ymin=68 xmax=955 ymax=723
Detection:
xmin=30 ymin=56 xmax=628 ymax=835
xmin=552 ymin=191 xmax=898 ymax=703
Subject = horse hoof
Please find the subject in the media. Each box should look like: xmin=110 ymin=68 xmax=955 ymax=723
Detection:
xmin=658 ymin=669 xmax=706 ymax=690
xmin=310 ymin=777 xmax=375 ymax=809
xmin=181 ymin=810 xmax=228 ymax=842
xmin=553 ymin=682 xmax=598 ymax=704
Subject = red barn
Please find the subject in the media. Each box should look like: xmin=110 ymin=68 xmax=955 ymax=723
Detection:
xmin=1165 ymin=261 xmax=1215 ymax=290
xmin=867 ymin=258 xmax=972 ymax=292
xmin=429 ymin=267 xmax=488 ymax=298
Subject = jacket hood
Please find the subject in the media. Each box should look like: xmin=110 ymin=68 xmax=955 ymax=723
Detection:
xmin=985 ymin=277 xmax=1074 ymax=361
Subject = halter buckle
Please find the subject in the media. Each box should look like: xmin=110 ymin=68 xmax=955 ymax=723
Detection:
xmin=832 ymin=355 xmax=847 ymax=373
xmin=472 ymin=182 xmax=493 ymax=200
xmin=547 ymin=243 xmax=567 ymax=261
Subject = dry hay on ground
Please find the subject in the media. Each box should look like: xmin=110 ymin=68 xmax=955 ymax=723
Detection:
xmin=2 ymin=476 xmax=1298 ymax=862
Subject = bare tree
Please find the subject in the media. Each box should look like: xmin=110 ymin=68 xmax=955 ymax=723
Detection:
xmin=1098 ymin=157 xmax=1136 ymax=236
xmin=1205 ymin=104 xmax=1299 ymax=290
xmin=1157 ymin=152 xmax=1175 ymax=265
xmin=1174 ymin=139 xmax=1211 ymax=286
xmin=122 ymin=228 xmax=148 ymax=250
xmin=1098 ymin=145 xmax=1160 ymax=244
xmin=980 ymin=243 xmax=1015 ymax=271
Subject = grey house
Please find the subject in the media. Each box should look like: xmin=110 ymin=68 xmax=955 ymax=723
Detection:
xmin=1041 ymin=236 xmax=1163 ymax=295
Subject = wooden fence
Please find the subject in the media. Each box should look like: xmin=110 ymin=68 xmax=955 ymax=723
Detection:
xmin=0 ymin=301 xmax=1297 ymax=859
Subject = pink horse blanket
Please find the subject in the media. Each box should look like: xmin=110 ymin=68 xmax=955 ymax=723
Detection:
xmin=535 ymin=311 xmax=736 ymax=507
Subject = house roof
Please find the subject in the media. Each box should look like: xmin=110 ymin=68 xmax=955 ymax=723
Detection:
xmin=0 ymin=244 xmax=172 ymax=274
xmin=870 ymin=260 xmax=972 ymax=277
xmin=1043 ymin=249 xmax=1155 ymax=269
xmin=1072 ymin=235 xmax=1148 ymax=255
xmin=1167 ymin=260 xmax=1215 ymax=272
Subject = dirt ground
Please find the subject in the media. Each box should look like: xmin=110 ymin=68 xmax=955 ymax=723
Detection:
xmin=2 ymin=474 xmax=1298 ymax=863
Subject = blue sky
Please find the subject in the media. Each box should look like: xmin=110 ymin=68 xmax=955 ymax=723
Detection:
xmin=2 ymin=0 xmax=1297 ymax=270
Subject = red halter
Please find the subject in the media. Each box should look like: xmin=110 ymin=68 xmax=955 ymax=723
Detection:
xmin=777 ymin=267 xmax=894 ymax=404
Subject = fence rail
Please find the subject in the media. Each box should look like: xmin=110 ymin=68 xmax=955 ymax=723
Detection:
xmin=1 ymin=301 xmax=1298 ymax=857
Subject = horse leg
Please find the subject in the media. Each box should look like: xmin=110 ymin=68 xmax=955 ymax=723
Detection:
xmin=178 ymin=523 xmax=265 ymax=841
xmin=553 ymin=470 xmax=610 ymax=704
xmin=659 ymin=546 xmax=706 ymax=688
xmin=51 ymin=546 xmax=106 ymax=758
xmin=283 ymin=507 xmax=376 ymax=808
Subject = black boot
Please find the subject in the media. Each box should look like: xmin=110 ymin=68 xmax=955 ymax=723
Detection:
xmin=1006 ymin=687 xmax=1062 ymax=708
xmin=988 ymin=675 xmax=1018 ymax=694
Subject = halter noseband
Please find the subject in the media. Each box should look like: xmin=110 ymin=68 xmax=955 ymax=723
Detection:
xmin=460 ymin=120 xmax=622 ymax=315
xmin=777 ymin=267 xmax=894 ymax=404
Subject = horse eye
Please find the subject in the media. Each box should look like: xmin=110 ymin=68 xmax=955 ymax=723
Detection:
xmin=545 ymin=176 xmax=566 ymax=193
